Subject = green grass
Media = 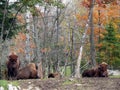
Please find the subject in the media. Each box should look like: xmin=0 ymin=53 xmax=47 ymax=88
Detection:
xmin=0 ymin=80 xmax=8 ymax=90
xmin=65 ymin=66 xmax=71 ymax=76
xmin=109 ymin=75 xmax=120 ymax=78
xmin=62 ymin=80 xmax=73 ymax=85
xmin=62 ymin=79 xmax=78 ymax=85
xmin=0 ymin=80 xmax=19 ymax=90
xmin=60 ymin=66 xmax=71 ymax=76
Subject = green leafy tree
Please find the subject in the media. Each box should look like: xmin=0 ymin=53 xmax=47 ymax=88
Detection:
xmin=0 ymin=0 xmax=19 ymax=41
xmin=99 ymin=23 xmax=120 ymax=68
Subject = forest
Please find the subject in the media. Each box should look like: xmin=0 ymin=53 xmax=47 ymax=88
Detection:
xmin=0 ymin=0 xmax=120 ymax=80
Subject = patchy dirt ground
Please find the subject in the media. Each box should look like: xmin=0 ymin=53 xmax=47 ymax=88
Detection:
xmin=16 ymin=78 xmax=120 ymax=90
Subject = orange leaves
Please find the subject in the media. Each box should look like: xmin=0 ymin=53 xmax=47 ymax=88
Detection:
xmin=76 ymin=14 xmax=81 ymax=21
xmin=96 ymin=43 xmax=103 ymax=48
xmin=76 ymin=14 xmax=88 ymax=22
xmin=18 ymin=48 xmax=25 ymax=53
xmin=11 ymin=32 xmax=35 ymax=55
xmin=81 ymin=0 xmax=92 ymax=8
xmin=30 ymin=43 xmax=36 ymax=48
xmin=82 ymin=0 xmax=116 ymax=9
xmin=96 ymin=0 xmax=115 ymax=4
xmin=16 ymin=14 xmax=25 ymax=24
xmin=102 ymin=0 xmax=115 ymax=4
xmin=81 ymin=15 xmax=88 ymax=20
xmin=18 ymin=33 xmax=26 ymax=41
xmin=96 ymin=0 xmax=102 ymax=4
xmin=81 ymin=0 xmax=104 ymax=8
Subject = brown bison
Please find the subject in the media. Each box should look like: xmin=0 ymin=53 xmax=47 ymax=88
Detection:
xmin=6 ymin=52 xmax=20 ymax=80
xmin=82 ymin=62 xmax=108 ymax=77
xmin=17 ymin=63 xmax=38 ymax=79
xmin=48 ymin=72 xmax=61 ymax=78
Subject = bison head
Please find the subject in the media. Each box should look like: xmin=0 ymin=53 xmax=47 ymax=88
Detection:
xmin=98 ymin=62 xmax=108 ymax=77
xmin=8 ymin=54 xmax=18 ymax=68
xmin=98 ymin=62 xmax=108 ymax=72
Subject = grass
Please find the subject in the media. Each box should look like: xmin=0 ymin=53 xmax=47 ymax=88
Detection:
xmin=62 ymin=80 xmax=73 ymax=85
xmin=60 ymin=66 xmax=71 ymax=77
xmin=65 ymin=66 xmax=71 ymax=76
xmin=0 ymin=80 xmax=19 ymax=90
xmin=109 ymin=75 xmax=120 ymax=78
xmin=62 ymin=79 xmax=78 ymax=85
xmin=0 ymin=80 xmax=8 ymax=90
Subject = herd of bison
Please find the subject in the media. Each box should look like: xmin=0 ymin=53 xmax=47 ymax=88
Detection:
xmin=6 ymin=52 xmax=108 ymax=80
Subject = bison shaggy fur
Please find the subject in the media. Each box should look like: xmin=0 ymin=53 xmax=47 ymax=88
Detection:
xmin=6 ymin=52 xmax=20 ymax=80
xmin=48 ymin=72 xmax=61 ymax=78
xmin=82 ymin=62 xmax=108 ymax=77
xmin=17 ymin=63 xmax=38 ymax=79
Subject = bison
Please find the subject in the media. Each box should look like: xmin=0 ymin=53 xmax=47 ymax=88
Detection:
xmin=6 ymin=52 xmax=20 ymax=80
xmin=82 ymin=62 xmax=108 ymax=77
xmin=48 ymin=72 xmax=61 ymax=78
xmin=17 ymin=63 xmax=38 ymax=79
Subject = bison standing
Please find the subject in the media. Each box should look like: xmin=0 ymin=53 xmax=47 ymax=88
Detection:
xmin=6 ymin=52 xmax=20 ymax=80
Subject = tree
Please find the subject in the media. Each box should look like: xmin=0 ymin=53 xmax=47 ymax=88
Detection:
xmin=99 ymin=23 xmax=120 ymax=68
xmin=95 ymin=0 xmax=120 ymax=67
xmin=0 ymin=0 xmax=21 ymax=79
xmin=74 ymin=0 xmax=97 ymax=78
xmin=0 ymin=0 xmax=20 ymax=41
xmin=74 ymin=0 xmax=118 ymax=78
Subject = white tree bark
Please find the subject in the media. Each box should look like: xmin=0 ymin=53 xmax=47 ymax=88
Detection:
xmin=25 ymin=9 xmax=31 ymax=63
xmin=74 ymin=23 xmax=89 ymax=78
xmin=74 ymin=0 xmax=95 ymax=77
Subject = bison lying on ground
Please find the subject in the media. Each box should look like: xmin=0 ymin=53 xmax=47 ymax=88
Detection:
xmin=48 ymin=72 xmax=61 ymax=78
xmin=82 ymin=62 xmax=108 ymax=77
xmin=6 ymin=52 xmax=20 ymax=80
xmin=17 ymin=63 xmax=38 ymax=79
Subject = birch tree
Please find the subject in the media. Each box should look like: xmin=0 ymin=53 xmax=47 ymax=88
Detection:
xmin=75 ymin=0 xmax=95 ymax=78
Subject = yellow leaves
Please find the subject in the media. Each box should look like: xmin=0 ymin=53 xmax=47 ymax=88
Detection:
xmin=116 ymin=35 xmax=120 ymax=39
xmin=99 ymin=33 xmax=105 ymax=39
xmin=75 ymin=14 xmax=81 ymax=21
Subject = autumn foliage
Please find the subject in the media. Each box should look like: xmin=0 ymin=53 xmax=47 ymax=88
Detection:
xmin=82 ymin=0 xmax=116 ymax=8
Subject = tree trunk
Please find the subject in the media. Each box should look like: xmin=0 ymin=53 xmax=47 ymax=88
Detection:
xmin=74 ymin=22 xmax=90 ymax=78
xmin=25 ymin=9 xmax=31 ymax=63
xmin=89 ymin=0 xmax=96 ymax=67
xmin=0 ymin=0 xmax=7 ymax=79
xmin=74 ymin=0 xmax=95 ymax=78
xmin=56 ymin=1 xmax=60 ymax=72
xmin=32 ymin=15 xmax=43 ymax=79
